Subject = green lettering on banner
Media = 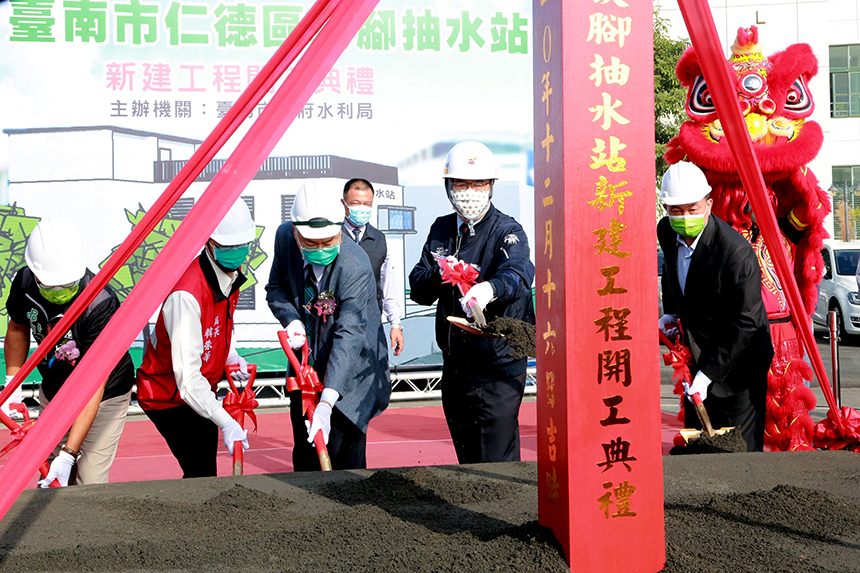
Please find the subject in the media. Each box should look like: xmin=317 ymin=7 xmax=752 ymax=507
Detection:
xmin=114 ymin=0 xmax=159 ymax=45
xmin=9 ymin=0 xmax=56 ymax=42
xmin=402 ymin=8 xmax=439 ymax=52
xmin=491 ymin=11 xmax=528 ymax=54
xmin=262 ymin=4 xmax=302 ymax=48
xmin=6 ymin=2 xmax=530 ymax=50
xmin=165 ymin=1 xmax=209 ymax=46
xmin=357 ymin=9 xmax=394 ymax=51
xmin=63 ymin=0 xmax=107 ymax=43
xmin=213 ymin=2 xmax=257 ymax=47
xmin=446 ymin=10 xmax=483 ymax=53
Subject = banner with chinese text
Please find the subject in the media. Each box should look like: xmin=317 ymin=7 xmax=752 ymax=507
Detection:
xmin=533 ymin=1 xmax=665 ymax=570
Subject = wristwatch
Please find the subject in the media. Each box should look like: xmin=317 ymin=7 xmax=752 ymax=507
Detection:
xmin=390 ymin=323 xmax=403 ymax=330
xmin=61 ymin=444 xmax=82 ymax=462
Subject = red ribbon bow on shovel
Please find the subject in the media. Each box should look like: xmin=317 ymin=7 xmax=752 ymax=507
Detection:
xmin=437 ymin=257 xmax=479 ymax=289
xmin=0 ymin=404 xmax=60 ymax=487
xmin=223 ymin=363 xmax=258 ymax=476
xmin=436 ymin=256 xmax=486 ymax=328
xmin=223 ymin=364 xmax=259 ymax=432
xmin=277 ymin=331 xmax=332 ymax=471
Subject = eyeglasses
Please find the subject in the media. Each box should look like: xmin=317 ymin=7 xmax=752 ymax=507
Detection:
xmin=212 ymin=241 xmax=252 ymax=251
xmin=35 ymin=278 xmax=79 ymax=291
xmin=451 ymin=180 xmax=492 ymax=191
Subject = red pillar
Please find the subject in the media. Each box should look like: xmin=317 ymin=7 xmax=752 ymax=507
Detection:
xmin=532 ymin=1 xmax=666 ymax=571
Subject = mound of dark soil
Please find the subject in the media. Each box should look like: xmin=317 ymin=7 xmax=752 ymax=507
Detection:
xmin=670 ymin=427 xmax=748 ymax=455
xmin=0 ymin=453 xmax=859 ymax=572
xmin=484 ymin=316 xmax=535 ymax=359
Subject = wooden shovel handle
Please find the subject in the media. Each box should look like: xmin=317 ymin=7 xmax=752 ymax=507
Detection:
xmin=691 ymin=393 xmax=716 ymax=437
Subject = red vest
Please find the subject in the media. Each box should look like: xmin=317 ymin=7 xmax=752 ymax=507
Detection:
xmin=136 ymin=256 xmax=240 ymax=411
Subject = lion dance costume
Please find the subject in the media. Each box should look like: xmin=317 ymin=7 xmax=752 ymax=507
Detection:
xmin=665 ymin=26 xmax=828 ymax=451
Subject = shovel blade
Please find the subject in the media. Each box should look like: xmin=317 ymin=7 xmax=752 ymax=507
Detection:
xmin=679 ymin=426 xmax=736 ymax=443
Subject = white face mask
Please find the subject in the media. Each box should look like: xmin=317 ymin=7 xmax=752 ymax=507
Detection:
xmin=450 ymin=188 xmax=491 ymax=222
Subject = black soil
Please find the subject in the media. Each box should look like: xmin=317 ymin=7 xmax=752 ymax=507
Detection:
xmin=1 ymin=453 xmax=859 ymax=572
xmin=484 ymin=316 xmax=536 ymax=359
xmin=670 ymin=427 xmax=749 ymax=455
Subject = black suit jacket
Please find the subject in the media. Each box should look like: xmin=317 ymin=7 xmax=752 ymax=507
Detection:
xmin=342 ymin=224 xmax=387 ymax=311
xmin=265 ymin=223 xmax=390 ymax=432
xmin=658 ymin=215 xmax=773 ymax=397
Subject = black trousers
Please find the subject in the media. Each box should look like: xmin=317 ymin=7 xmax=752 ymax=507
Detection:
xmin=289 ymin=390 xmax=367 ymax=471
xmin=145 ymin=404 xmax=219 ymax=478
xmin=683 ymin=386 xmax=766 ymax=452
xmin=441 ymin=360 xmax=527 ymax=464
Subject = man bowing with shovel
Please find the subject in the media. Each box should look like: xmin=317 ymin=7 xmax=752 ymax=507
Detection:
xmin=266 ymin=181 xmax=390 ymax=471
xmin=657 ymin=162 xmax=773 ymax=451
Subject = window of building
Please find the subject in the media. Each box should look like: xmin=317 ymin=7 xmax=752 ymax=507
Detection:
xmin=170 ymin=197 xmax=194 ymax=219
xmin=241 ymin=195 xmax=254 ymax=219
xmin=831 ymin=166 xmax=860 ymax=241
xmin=281 ymin=195 xmax=295 ymax=223
xmin=237 ymin=286 xmax=255 ymax=310
xmin=376 ymin=206 xmax=416 ymax=233
xmin=830 ymin=45 xmax=860 ymax=118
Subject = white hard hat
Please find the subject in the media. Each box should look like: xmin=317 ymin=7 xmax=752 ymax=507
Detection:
xmin=443 ymin=141 xmax=498 ymax=181
xmin=211 ymin=199 xmax=256 ymax=246
xmin=291 ymin=180 xmax=344 ymax=239
xmin=660 ymin=162 xmax=712 ymax=205
xmin=25 ymin=218 xmax=87 ymax=286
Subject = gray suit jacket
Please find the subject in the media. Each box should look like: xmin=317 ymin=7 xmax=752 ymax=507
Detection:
xmin=265 ymin=223 xmax=390 ymax=432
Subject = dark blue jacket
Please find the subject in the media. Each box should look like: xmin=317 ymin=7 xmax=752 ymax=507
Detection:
xmin=409 ymin=205 xmax=535 ymax=370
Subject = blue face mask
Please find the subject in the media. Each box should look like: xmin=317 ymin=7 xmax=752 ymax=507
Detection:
xmin=347 ymin=205 xmax=373 ymax=227
xmin=212 ymin=244 xmax=249 ymax=270
xmin=302 ymin=243 xmax=340 ymax=267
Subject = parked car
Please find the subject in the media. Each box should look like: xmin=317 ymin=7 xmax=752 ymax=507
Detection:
xmin=813 ymin=241 xmax=860 ymax=339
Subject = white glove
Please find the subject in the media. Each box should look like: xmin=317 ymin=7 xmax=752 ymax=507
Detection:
xmin=286 ymin=320 xmax=307 ymax=350
xmin=306 ymin=401 xmax=332 ymax=446
xmin=2 ymin=375 xmax=24 ymax=420
xmin=221 ymin=418 xmax=249 ymax=455
xmin=226 ymin=352 xmax=249 ymax=381
xmin=460 ymin=282 xmax=495 ymax=317
xmin=683 ymin=371 xmax=712 ymax=402
xmin=38 ymin=450 xmax=75 ymax=488
xmin=658 ymin=314 xmax=679 ymax=339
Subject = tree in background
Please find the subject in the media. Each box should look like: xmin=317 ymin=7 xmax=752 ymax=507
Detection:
xmin=100 ymin=205 xmax=268 ymax=301
xmin=654 ymin=10 xmax=690 ymax=187
xmin=0 ymin=204 xmax=40 ymax=337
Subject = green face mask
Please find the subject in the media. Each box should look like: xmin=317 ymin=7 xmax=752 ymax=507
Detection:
xmin=39 ymin=283 xmax=79 ymax=305
xmin=212 ymin=244 xmax=250 ymax=271
xmin=669 ymin=214 xmax=707 ymax=238
xmin=302 ymin=243 xmax=340 ymax=266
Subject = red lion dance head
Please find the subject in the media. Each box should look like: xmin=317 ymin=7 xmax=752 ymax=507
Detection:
xmin=665 ymin=25 xmax=830 ymax=314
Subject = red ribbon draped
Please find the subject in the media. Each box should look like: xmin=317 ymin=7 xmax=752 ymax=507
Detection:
xmin=659 ymin=327 xmax=694 ymax=389
xmin=813 ymin=407 xmax=860 ymax=452
xmin=286 ymin=365 xmax=323 ymax=417
xmin=437 ymin=258 xmax=479 ymax=289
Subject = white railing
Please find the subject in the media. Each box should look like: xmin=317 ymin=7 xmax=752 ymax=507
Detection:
xmin=13 ymin=366 xmax=537 ymax=418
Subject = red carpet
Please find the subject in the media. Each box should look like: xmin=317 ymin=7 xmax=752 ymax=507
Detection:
xmin=3 ymin=401 xmax=684 ymax=486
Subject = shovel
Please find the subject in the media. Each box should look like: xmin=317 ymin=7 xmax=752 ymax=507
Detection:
xmin=224 ymin=363 xmax=258 ymax=476
xmin=658 ymin=329 xmax=734 ymax=443
xmin=446 ymin=316 xmax=503 ymax=338
xmin=277 ymin=332 xmax=332 ymax=471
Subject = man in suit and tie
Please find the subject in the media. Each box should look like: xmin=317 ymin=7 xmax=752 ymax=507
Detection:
xmin=266 ymin=181 xmax=390 ymax=470
xmin=657 ymin=162 xmax=773 ymax=451
xmin=341 ymin=178 xmax=404 ymax=357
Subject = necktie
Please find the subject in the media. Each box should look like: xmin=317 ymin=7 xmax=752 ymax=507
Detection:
xmin=303 ymin=266 xmax=317 ymax=351
xmin=353 ymin=227 xmax=361 ymax=243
